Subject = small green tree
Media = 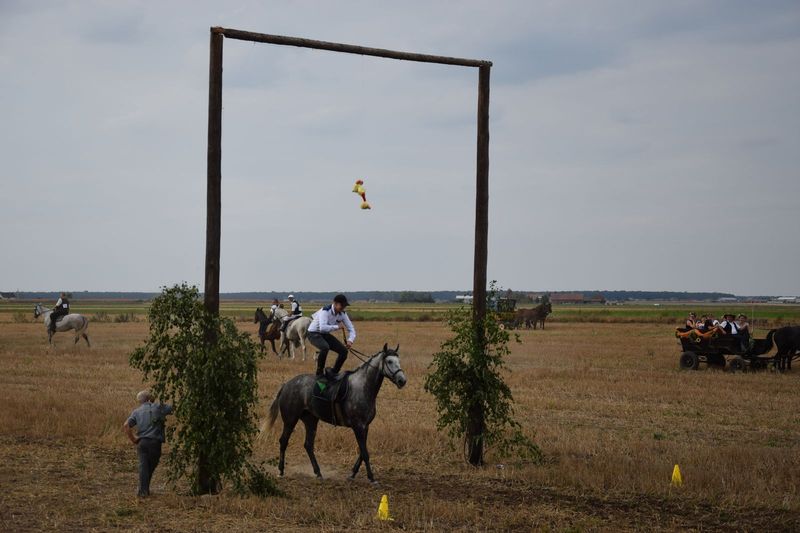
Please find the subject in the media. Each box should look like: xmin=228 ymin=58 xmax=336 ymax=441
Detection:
xmin=129 ymin=283 xmax=279 ymax=496
xmin=424 ymin=284 xmax=541 ymax=465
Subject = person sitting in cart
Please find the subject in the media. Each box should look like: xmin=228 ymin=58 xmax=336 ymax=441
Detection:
xmin=695 ymin=315 xmax=709 ymax=331
xmin=736 ymin=314 xmax=751 ymax=348
xmin=719 ymin=314 xmax=739 ymax=335
xmin=719 ymin=313 xmax=750 ymax=351
xmin=705 ymin=313 xmax=720 ymax=330
xmin=684 ymin=312 xmax=697 ymax=330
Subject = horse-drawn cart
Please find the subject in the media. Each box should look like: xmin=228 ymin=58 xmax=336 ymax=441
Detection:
xmin=490 ymin=297 xmax=517 ymax=330
xmin=676 ymin=329 xmax=776 ymax=372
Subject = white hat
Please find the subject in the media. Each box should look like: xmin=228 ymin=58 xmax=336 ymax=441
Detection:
xmin=287 ymin=294 xmax=295 ymax=299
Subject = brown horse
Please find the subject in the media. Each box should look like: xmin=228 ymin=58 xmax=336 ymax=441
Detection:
xmin=516 ymin=301 xmax=552 ymax=330
xmin=254 ymin=307 xmax=286 ymax=355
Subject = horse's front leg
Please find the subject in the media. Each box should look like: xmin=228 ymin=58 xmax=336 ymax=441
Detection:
xmin=351 ymin=424 xmax=375 ymax=483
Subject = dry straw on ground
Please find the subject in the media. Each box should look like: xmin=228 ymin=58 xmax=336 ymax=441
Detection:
xmin=1 ymin=320 xmax=798 ymax=531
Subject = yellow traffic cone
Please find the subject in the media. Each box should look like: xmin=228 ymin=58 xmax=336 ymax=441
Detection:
xmin=671 ymin=464 xmax=683 ymax=487
xmin=376 ymin=494 xmax=393 ymax=521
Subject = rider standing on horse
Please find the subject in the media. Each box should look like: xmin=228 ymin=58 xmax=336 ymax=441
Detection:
xmin=280 ymin=294 xmax=303 ymax=332
xmin=50 ymin=292 xmax=70 ymax=334
xmin=308 ymin=294 xmax=356 ymax=377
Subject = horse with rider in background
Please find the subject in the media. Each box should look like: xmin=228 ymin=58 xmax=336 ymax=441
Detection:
xmin=34 ymin=302 xmax=90 ymax=347
xmin=254 ymin=306 xmax=287 ymax=355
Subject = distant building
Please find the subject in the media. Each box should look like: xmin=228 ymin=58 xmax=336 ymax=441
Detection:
xmin=455 ymin=295 xmax=473 ymax=303
xmin=0 ymin=292 xmax=17 ymax=300
xmin=550 ymin=292 xmax=606 ymax=305
xmin=717 ymin=297 xmax=739 ymax=303
xmin=775 ymin=296 xmax=799 ymax=304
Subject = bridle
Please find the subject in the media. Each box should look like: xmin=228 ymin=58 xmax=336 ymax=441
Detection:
xmin=349 ymin=346 xmax=403 ymax=382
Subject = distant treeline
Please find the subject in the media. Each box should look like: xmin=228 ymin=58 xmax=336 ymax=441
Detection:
xmin=12 ymin=289 xmax=742 ymax=302
xmin=583 ymin=291 xmax=736 ymax=301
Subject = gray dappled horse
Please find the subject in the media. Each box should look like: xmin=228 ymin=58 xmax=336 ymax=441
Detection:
xmin=34 ymin=303 xmax=90 ymax=347
xmin=263 ymin=344 xmax=407 ymax=484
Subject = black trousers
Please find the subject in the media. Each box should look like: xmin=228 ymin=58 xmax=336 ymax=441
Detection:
xmin=137 ymin=438 xmax=162 ymax=496
xmin=308 ymin=332 xmax=348 ymax=375
xmin=49 ymin=310 xmax=66 ymax=332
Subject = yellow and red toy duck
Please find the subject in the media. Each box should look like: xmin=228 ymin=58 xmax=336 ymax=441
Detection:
xmin=352 ymin=179 xmax=371 ymax=209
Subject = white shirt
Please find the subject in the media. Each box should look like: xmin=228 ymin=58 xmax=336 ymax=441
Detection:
xmin=309 ymin=305 xmax=356 ymax=343
xmin=720 ymin=320 xmax=738 ymax=334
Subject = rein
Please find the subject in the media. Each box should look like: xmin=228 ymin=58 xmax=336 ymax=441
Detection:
xmin=339 ymin=331 xmax=401 ymax=380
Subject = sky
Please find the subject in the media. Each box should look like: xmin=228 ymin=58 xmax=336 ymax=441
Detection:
xmin=1 ymin=1 xmax=798 ymax=295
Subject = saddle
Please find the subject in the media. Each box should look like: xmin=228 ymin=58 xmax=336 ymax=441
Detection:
xmin=311 ymin=371 xmax=352 ymax=426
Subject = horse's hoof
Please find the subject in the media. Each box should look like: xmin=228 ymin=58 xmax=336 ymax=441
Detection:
xmin=279 ymin=472 xmax=284 ymax=478
xmin=370 ymin=479 xmax=379 ymax=486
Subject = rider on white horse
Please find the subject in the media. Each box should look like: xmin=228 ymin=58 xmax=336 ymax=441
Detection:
xmin=49 ymin=292 xmax=70 ymax=334
xmin=308 ymin=294 xmax=356 ymax=377
xmin=280 ymin=294 xmax=303 ymax=333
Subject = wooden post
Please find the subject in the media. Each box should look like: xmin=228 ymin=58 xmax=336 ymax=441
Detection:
xmin=472 ymin=65 xmax=490 ymax=327
xmin=200 ymin=27 xmax=223 ymax=496
xmin=204 ymin=29 xmax=223 ymax=317
xmin=467 ymin=64 xmax=490 ymax=467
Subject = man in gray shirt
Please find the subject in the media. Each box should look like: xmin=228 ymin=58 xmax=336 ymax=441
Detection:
xmin=123 ymin=390 xmax=173 ymax=497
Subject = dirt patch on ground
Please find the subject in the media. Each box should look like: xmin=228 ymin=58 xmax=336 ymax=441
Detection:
xmin=1 ymin=436 xmax=798 ymax=531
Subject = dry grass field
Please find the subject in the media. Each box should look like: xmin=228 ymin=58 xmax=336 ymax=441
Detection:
xmin=1 ymin=319 xmax=799 ymax=531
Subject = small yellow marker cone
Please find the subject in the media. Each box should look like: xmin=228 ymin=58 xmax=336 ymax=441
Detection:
xmin=376 ymin=494 xmax=393 ymax=521
xmin=671 ymin=464 xmax=683 ymax=487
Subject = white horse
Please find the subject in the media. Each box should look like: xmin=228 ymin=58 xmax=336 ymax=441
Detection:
xmin=34 ymin=303 xmax=90 ymax=347
xmin=279 ymin=316 xmax=312 ymax=361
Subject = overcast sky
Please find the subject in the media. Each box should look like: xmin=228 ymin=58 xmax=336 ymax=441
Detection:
xmin=1 ymin=1 xmax=798 ymax=295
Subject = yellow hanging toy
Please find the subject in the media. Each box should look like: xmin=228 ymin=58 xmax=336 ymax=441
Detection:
xmin=352 ymin=179 xmax=371 ymax=209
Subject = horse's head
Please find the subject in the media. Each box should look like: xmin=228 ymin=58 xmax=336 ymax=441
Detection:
xmin=33 ymin=303 xmax=42 ymax=318
xmin=254 ymin=307 xmax=264 ymax=324
xmin=545 ymin=301 xmax=552 ymax=315
xmin=381 ymin=343 xmax=407 ymax=389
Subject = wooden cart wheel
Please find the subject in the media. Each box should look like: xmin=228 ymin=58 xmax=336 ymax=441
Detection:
xmin=679 ymin=351 xmax=699 ymax=371
xmin=729 ymin=356 xmax=746 ymax=373
xmin=498 ymin=323 xmax=506 ymax=330
xmin=707 ymin=354 xmax=726 ymax=369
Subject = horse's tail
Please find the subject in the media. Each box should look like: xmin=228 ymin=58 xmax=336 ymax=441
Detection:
xmin=258 ymin=383 xmax=284 ymax=439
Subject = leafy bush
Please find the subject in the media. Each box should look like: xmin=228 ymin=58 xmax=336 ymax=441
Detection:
xmin=12 ymin=311 xmax=29 ymax=324
xmin=424 ymin=283 xmax=541 ymax=465
xmin=93 ymin=311 xmax=111 ymax=323
xmin=114 ymin=313 xmax=131 ymax=323
xmin=129 ymin=283 xmax=273 ymax=495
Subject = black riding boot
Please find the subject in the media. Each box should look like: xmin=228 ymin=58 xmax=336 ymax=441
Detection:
xmin=331 ymin=351 xmax=348 ymax=374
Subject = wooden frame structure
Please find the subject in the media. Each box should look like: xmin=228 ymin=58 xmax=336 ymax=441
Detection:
xmin=204 ymin=26 xmax=492 ymax=325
